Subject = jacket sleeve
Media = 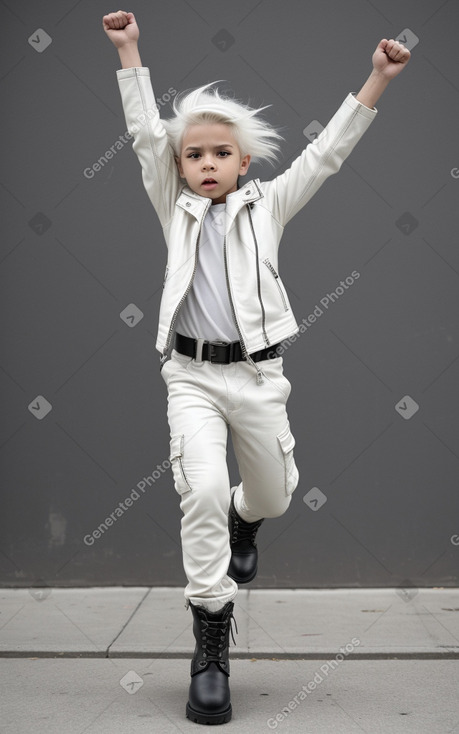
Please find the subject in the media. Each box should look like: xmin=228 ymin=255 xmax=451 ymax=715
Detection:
xmin=263 ymin=92 xmax=378 ymax=228
xmin=116 ymin=67 xmax=180 ymax=229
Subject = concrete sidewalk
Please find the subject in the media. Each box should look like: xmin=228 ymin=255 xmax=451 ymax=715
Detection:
xmin=1 ymin=586 xmax=459 ymax=657
xmin=1 ymin=587 xmax=459 ymax=733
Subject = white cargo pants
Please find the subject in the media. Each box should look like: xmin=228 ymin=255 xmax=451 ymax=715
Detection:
xmin=160 ymin=348 xmax=299 ymax=611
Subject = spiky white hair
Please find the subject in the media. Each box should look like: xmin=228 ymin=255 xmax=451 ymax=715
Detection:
xmin=162 ymin=80 xmax=285 ymax=167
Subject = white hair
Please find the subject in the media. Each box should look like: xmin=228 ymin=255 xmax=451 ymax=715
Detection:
xmin=162 ymin=80 xmax=285 ymax=167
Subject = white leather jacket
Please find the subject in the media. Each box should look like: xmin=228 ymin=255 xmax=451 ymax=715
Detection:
xmin=116 ymin=67 xmax=378 ymax=381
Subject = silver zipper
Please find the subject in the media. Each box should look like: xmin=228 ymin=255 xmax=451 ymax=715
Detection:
xmin=223 ymin=231 xmax=264 ymax=385
xmin=178 ymin=457 xmax=192 ymax=490
xmin=160 ymin=201 xmax=211 ymax=367
xmin=263 ymin=258 xmax=289 ymax=312
xmin=247 ymin=205 xmax=270 ymax=347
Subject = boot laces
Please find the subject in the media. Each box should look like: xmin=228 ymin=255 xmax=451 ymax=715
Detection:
xmin=231 ymin=516 xmax=263 ymax=545
xmin=200 ymin=611 xmax=238 ymax=661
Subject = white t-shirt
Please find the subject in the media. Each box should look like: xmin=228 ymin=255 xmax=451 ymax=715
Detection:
xmin=175 ymin=202 xmax=239 ymax=342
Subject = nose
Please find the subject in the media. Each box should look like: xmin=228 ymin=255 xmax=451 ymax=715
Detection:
xmin=201 ymin=154 xmax=216 ymax=170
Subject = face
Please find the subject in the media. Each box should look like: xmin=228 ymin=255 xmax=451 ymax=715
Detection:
xmin=175 ymin=123 xmax=251 ymax=204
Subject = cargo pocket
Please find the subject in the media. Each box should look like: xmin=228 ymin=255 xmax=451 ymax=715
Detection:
xmin=277 ymin=423 xmax=299 ymax=496
xmin=169 ymin=434 xmax=193 ymax=495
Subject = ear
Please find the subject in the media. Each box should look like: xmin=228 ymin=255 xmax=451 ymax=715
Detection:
xmin=238 ymin=154 xmax=251 ymax=177
xmin=175 ymin=155 xmax=185 ymax=178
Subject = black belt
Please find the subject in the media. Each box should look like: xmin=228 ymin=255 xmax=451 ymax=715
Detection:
xmin=175 ymin=332 xmax=281 ymax=364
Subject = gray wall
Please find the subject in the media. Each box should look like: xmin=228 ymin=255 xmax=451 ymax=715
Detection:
xmin=1 ymin=0 xmax=458 ymax=590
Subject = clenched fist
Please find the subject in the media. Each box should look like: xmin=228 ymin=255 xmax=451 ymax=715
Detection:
xmin=102 ymin=10 xmax=139 ymax=48
xmin=372 ymin=38 xmax=411 ymax=80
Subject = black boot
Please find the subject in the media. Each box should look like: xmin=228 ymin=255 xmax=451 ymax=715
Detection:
xmin=227 ymin=491 xmax=264 ymax=583
xmin=186 ymin=600 xmax=237 ymax=725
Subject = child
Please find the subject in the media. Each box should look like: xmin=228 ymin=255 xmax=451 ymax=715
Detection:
xmin=103 ymin=10 xmax=410 ymax=725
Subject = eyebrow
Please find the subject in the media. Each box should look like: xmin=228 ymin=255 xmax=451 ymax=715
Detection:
xmin=184 ymin=144 xmax=234 ymax=152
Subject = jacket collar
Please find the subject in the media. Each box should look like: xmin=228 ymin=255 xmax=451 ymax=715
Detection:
xmin=176 ymin=178 xmax=264 ymax=220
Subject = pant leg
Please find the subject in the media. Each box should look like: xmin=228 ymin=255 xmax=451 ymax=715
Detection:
xmin=161 ymin=350 xmax=238 ymax=611
xmin=228 ymin=356 xmax=299 ymax=522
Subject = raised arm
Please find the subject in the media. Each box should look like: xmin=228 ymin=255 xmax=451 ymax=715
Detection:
xmin=103 ymin=10 xmax=180 ymax=228
xmin=263 ymin=38 xmax=411 ymax=228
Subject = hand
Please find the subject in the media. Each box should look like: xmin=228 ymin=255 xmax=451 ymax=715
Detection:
xmin=372 ymin=38 xmax=411 ymax=80
xmin=102 ymin=10 xmax=139 ymax=48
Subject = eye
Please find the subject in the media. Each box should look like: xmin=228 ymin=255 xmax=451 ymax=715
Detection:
xmin=186 ymin=151 xmax=231 ymax=159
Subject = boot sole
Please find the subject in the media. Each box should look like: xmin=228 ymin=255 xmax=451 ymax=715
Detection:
xmin=186 ymin=701 xmax=232 ymax=725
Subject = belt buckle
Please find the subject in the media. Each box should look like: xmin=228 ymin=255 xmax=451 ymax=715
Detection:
xmin=208 ymin=340 xmax=230 ymax=364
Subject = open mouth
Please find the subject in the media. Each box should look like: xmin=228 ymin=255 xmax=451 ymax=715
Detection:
xmin=202 ymin=178 xmax=217 ymax=185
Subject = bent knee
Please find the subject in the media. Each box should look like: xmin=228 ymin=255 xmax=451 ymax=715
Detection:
xmin=267 ymin=496 xmax=293 ymax=519
xmin=255 ymin=492 xmax=293 ymax=520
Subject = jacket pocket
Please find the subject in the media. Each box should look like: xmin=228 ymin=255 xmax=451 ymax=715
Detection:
xmin=263 ymin=258 xmax=289 ymax=312
xmin=277 ymin=423 xmax=299 ymax=496
xmin=169 ymin=434 xmax=193 ymax=495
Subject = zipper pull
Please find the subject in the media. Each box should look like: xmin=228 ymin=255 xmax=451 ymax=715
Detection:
xmin=160 ymin=353 xmax=168 ymax=371
xmin=246 ymin=352 xmax=265 ymax=385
